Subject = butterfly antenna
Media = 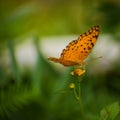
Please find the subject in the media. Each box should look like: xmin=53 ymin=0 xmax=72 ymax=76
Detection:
xmin=86 ymin=56 xmax=102 ymax=63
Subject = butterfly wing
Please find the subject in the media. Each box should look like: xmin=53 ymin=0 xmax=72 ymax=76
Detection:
xmin=48 ymin=25 xmax=100 ymax=66
xmin=60 ymin=25 xmax=100 ymax=63
xmin=48 ymin=57 xmax=78 ymax=66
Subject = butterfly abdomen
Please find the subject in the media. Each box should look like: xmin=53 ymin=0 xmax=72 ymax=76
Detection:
xmin=48 ymin=57 xmax=60 ymax=63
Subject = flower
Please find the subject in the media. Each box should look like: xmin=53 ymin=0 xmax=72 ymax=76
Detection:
xmin=71 ymin=69 xmax=85 ymax=76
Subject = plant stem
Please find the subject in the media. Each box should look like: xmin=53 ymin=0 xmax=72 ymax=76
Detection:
xmin=73 ymin=81 xmax=87 ymax=120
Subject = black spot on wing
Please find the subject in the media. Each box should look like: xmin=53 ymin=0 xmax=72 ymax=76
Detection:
xmin=91 ymin=43 xmax=94 ymax=47
xmin=88 ymin=46 xmax=91 ymax=50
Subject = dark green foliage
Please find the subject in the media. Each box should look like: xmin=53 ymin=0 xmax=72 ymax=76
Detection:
xmin=99 ymin=2 xmax=120 ymax=34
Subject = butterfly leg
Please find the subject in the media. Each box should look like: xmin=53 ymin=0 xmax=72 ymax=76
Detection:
xmin=81 ymin=61 xmax=85 ymax=70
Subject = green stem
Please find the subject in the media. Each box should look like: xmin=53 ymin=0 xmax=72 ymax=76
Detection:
xmin=73 ymin=82 xmax=87 ymax=120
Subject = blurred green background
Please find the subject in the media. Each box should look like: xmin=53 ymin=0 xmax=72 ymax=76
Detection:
xmin=0 ymin=0 xmax=120 ymax=120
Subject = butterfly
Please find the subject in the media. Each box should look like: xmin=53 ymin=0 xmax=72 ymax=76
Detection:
xmin=48 ymin=25 xmax=100 ymax=66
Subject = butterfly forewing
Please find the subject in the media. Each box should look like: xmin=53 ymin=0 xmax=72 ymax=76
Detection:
xmin=60 ymin=25 xmax=100 ymax=62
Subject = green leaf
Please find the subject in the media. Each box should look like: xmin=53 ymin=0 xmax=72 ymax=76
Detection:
xmin=8 ymin=41 xmax=21 ymax=82
xmin=100 ymin=102 xmax=120 ymax=120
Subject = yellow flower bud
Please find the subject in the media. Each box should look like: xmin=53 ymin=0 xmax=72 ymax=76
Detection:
xmin=69 ymin=83 xmax=75 ymax=89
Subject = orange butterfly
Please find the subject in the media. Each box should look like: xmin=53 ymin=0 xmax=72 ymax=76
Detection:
xmin=48 ymin=25 xmax=100 ymax=66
